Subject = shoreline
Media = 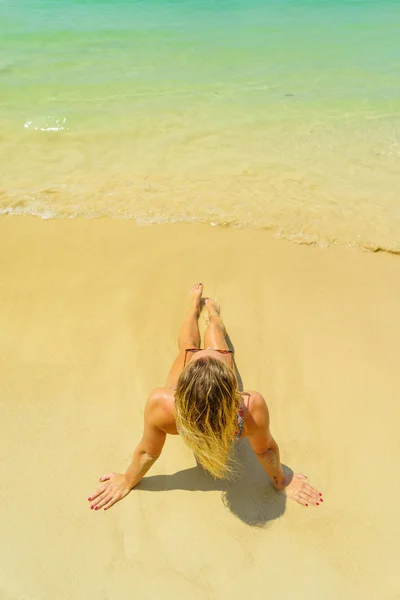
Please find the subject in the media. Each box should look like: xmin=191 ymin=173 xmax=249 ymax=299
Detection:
xmin=1 ymin=211 xmax=399 ymax=256
xmin=1 ymin=215 xmax=399 ymax=599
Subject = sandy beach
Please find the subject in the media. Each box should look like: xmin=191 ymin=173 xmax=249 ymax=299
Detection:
xmin=1 ymin=215 xmax=399 ymax=600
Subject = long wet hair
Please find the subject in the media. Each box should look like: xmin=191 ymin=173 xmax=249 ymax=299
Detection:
xmin=174 ymin=356 xmax=241 ymax=479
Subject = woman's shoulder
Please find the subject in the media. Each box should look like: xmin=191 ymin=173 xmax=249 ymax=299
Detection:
xmin=145 ymin=387 xmax=177 ymax=433
xmin=147 ymin=386 xmax=172 ymax=403
xmin=241 ymin=390 xmax=270 ymax=429
xmin=242 ymin=390 xmax=268 ymax=411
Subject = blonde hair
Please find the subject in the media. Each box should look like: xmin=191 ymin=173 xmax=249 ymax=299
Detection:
xmin=174 ymin=356 xmax=241 ymax=479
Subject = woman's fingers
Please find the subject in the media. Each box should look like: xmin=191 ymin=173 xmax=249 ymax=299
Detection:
xmin=88 ymin=472 xmax=130 ymax=511
xmin=297 ymin=491 xmax=315 ymax=506
xmin=285 ymin=473 xmax=324 ymax=507
xmin=90 ymin=490 xmax=109 ymax=509
xmin=88 ymin=485 xmax=106 ymax=503
xmin=304 ymin=483 xmax=320 ymax=493
xmin=103 ymin=498 xmax=116 ymax=511
xmin=295 ymin=492 xmax=319 ymax=507
xmin=304 ymin=485 xmax=321 ymax=502
xmin=295 ymin=494 xmax=309 ymax=506
xmin=300 ymin=488 xmax=323 ymax=506
xmin=94 ymin=494 xmax=114 ymax=510
xmin=88 ymin=475 xmax=114 ymax=503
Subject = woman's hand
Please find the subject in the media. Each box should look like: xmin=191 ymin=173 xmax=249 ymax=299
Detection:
xmin=88 ymin=472 xmax=132 ymax=512
xmin=282 ymin=472 xmax=323 ymax=507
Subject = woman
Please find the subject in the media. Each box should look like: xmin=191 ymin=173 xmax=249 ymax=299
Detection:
xmin=88 ymin=283 xmax=322 ymax=511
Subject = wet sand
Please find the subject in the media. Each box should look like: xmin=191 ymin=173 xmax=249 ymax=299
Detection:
xmin=0 ymin=216 xmax=399 ymax=599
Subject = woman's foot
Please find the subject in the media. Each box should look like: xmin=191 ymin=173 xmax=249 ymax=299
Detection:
xmin=204 ymin=297 xmax=220 ymax=318
xmin=189 ymin=283 xmax=203 ymax=315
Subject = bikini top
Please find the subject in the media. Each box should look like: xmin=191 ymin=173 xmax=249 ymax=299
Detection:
xmin=236 ymin=402 xmax=245 ymax=439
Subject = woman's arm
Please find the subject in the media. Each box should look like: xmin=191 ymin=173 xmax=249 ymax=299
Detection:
xmin=88 ymin=391 xmax=167 ymax=512
xmin=247 ymin=392 xmax=322 ymax=506
xmin=124 ymin=399 xmax=167 ymax=488
xmin=247 ymin=393 xmax=286 ymax=489
xmin=252 ymin=439 xmax=287 ymax=490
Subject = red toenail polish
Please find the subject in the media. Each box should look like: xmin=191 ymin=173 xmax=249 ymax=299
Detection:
xmin=95 ymin=507 xmax=98 ymax=510
xmin=90 ymin=505 xmax=93 ymax=509
xmin=88 ymin=497 xmax=91 ymax=501
xmin=320 ymin=499 xmax=324 ymax=502
xmin=319 ymin=492 xmax=322 ymax=496
xmin=305 ymin=504 xmax=308 ymax=506
xmin=316 ymin=502 xmax=319 ymax=506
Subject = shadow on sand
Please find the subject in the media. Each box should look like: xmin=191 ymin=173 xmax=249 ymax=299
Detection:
xmin=139 ymin=439 xmax=286 ymax=527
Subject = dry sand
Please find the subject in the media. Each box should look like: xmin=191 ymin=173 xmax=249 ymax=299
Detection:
xmin=0 ymin=216 xmax=399 ymax=600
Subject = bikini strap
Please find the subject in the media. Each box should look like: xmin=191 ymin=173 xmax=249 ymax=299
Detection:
xmin=236 ymin=398 xmax=245 ymax=439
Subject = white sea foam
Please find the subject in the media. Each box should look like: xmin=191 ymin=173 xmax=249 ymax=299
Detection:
xmin=24 ymin=117 xmax=68 ymax=132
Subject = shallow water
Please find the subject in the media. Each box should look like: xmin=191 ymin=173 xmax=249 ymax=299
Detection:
xmin=1 ymin=0 xmax=400 ymax=251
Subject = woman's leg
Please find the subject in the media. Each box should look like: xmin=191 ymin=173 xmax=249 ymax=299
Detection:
xmin=203 ymin=298 xmax=230 ymax=351
xmin=204 ymin=298 xmax=238 ymax=376
xmin=165 ymin=283 xmax=202 ymax=389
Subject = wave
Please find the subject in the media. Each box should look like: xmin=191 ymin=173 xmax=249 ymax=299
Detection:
xmin=1 ymin=203 xmax=399 ymax=256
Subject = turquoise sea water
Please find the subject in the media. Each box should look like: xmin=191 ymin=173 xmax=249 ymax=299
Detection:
xmin=1 ymin=0 xmax=399 ymax=251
